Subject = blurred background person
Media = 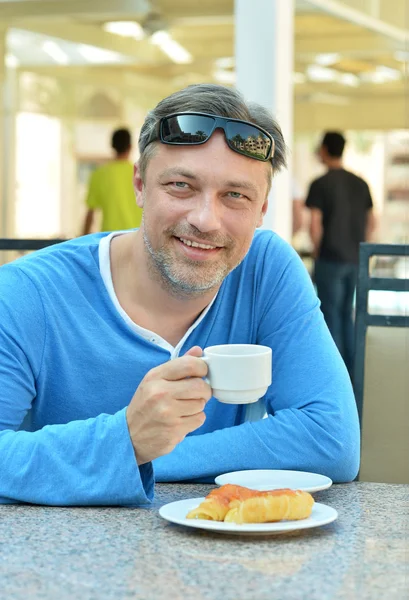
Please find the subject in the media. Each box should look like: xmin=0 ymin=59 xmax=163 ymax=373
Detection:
xmin=82 ymin=128 xmax=143 ymax=235
xmin=292 ymin=177 xmax=306 ymax=235
xmin=291 ymin=177 xmax=314 ymax=275
xmin=305 ymin=131 xmax=376 ymax=377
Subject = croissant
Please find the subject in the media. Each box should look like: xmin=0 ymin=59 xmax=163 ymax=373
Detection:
xmin=186 ymin=484 xmax=314 ymax=524
xmin=225 ymin=488 xmax=314 ymax=524
xmin=186 ymin=484 xmax=256 ymax=521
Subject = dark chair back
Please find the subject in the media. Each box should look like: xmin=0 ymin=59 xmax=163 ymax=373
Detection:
xmin=354 ymin=242 xmax=409 ymax=426
xmin=0 ymin=238 xmax=65 ymax=252
xmin=0 ymin=238 xmax=66 ymax=266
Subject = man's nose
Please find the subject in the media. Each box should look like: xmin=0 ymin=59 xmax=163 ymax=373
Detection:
xmin=186 ymin=193 xmax=222 ymax=233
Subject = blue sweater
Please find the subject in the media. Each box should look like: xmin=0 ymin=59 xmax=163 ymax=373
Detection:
xmin=0 ymin=231 xmax=359 ymax=505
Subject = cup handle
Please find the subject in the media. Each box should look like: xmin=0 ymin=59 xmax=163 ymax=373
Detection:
xmin=201 ymin=356 xmax=211 ymax=386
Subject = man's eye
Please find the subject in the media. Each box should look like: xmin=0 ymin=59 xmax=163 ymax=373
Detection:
xmin=172 ymin=181 xmax=189 ymax=189
xmin=227 ymin=191 xmax=244 ymax=199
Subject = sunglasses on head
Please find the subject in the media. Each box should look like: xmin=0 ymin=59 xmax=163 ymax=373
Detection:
xmin=156 ymin=112 xmax=275 ymax=162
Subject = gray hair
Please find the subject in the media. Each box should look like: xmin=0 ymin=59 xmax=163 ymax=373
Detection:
xmin=138 ymin=83 xmax=287 ymax=183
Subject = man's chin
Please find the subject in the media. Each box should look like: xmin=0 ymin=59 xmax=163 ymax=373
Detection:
xmin=164 ymin=263 xmax=229 ymax=293
xmin=167 ymin=275 xmax=222 ymax=294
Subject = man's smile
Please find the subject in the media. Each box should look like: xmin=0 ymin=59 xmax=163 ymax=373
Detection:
xmin=178 ymin=237 xmax=219 ymax=250
xmin=174 ymin=236 xmax=222 ymax=260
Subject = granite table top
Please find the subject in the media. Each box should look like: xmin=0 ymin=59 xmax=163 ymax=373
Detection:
xmin=1 ymin=481 xmax=408 ymax=600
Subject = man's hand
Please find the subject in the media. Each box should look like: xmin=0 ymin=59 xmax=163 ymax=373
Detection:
xmin=309 ymin=207 xmax=323 ymax=259
xmin=125 ymin=346 xmax=211 ymax=465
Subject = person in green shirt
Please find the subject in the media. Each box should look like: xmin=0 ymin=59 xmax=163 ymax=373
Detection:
xmin=82 ymin=128 xmax=143 ymax=234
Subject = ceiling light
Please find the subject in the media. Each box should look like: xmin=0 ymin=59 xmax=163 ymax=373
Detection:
xmin=151 ymin=31 xmax=169 ymax=45
xmin=293 ymin=72 xmax=306 ymax=84
xmin=77 ymin=44 xmax=123 ymax=64
xmin=315 ymin=53 xmax=341 ymax=66
xmin=5 ymin=54 xmax=19 ymax=68
xmin=312 ymin=93 xmax=350 ymax=106
xmin=339 ymin=73 xmax=360 ymax=87
xmin=213 ymin=69 xmax=236 ymax=85
xmin=42 ymin=40 xmax=69 ymax=65
xmin=7 ymin=29 xmax=29 ymax=48
xmin=360 ymin=71 xmax=384 ymax=84
xmin=103 ymin=21 xmax=144 ymax=40
xmin=361 ymin=66 xmax=401 ymax=84
xmin=307 ymin=65 xmax=338 ymax=82
xmin=394 ymin=50 xmax=409 ymax=62
xmin=151 ymin=31 xmax=192 ymax=64
xmin=215 ymin=57 xmax=235 ymax=69
xmin=376 ymin=66 xmax=401 ymax=80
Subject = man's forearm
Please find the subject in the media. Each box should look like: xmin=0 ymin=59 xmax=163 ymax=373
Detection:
xmin=82 ymin=209 xmax=94 ymax=236
xmin=365 ymin=210 xmax=376 ymax=241
xmin=0 ymin=409 xmax=153 ymax=506
xmin=154 ymin=397 xmax=360 ymax=485
xmin=310 ymin=226 xmax=323 ymax=257
xmin=308 ymin=209 xmax=323 ymax=258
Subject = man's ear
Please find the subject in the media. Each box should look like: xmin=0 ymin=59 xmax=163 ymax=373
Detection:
xmin=134 ymin=163 xmax=144 ymax=208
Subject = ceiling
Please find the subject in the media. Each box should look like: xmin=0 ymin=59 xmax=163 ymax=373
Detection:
xmin=0 ymin=0 xmax=408 ymax=130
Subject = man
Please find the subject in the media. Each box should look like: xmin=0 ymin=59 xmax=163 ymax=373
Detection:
xmin=0 ymin=85 xmax=359 ymax=506
xmin=292 ymin=178 xmax=305 ymax=235
xmin=306 ymin=131 xmax=376 ymax=376
xmin=82 ymin=127 xmax=143 ymax=234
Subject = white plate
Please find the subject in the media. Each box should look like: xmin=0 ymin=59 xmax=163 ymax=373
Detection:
xmin=214 ymin=470 xmax=332 ymax=493
xmin=159 ymin=498 xmax=338 ymax=535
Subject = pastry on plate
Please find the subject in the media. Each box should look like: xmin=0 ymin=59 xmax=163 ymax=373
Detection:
xmin=186 ymin=484 xmax=314 ymax=524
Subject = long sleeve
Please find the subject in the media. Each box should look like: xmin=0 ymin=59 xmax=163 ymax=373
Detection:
xmin=0 ymin=266 xmax=153 ymax=506
xmin=0 ymin=410 xmax=153 ymax=506
xmin=154 ymin=247 xmax=360 ymax=483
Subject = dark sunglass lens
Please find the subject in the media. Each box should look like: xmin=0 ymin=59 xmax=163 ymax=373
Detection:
xmin=162 ymin=115 xmax=215 ymax=144
xmin=225 ymin=122 xmax=272 ymax=160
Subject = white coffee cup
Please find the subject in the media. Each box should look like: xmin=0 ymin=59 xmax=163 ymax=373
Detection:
xmin=202 ymin=344 xmax=272 ymax=404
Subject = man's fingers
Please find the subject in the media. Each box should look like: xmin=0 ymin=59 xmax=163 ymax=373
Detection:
xmin=127 ymin=349 xmax=209 ymax=464
xmin=151 ymin=355 xmax=208 ymax=382
xmin=181 ymin=411 xmax=207 ymax=432
xmin=174 ymin=377 xmax=212 ymax=401
xmin=183 ymin=345 xmax=203 ymax=358
xmin=177 ymin=398 xmax=207 ymax=417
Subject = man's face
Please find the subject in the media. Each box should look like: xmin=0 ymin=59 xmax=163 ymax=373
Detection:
xmin=134 ymin=132 xmax=270 ymax=296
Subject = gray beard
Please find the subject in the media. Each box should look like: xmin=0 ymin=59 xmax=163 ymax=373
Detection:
xmin=142 ymin=226 xmax=231 ymax=299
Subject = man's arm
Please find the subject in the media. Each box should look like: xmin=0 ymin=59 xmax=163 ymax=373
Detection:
xmin=309 ymin=207 xmax=323 ymax=258
xmin=0 ymin=266 xmax=211 ymax=506
xmin=153 ymin=244 xmax=360 ymax=484
xmin=292 ymin=199 xmax=304 ymax=235
xmin=305 ymin=179 xmax=324 ymax=258
xmin=292 ymin=179 xmax=305 ymax=235
xmin=0 ymin=413 xmax=153 ymax=506
xmin=365 ymin=208 xmax=376 ymax=241
xmin=82 ymin=208 xmax=95 ymax=236
xmin=82 ymin=171 xmax=99 ymax=235
xmin=0 ymin=267 xmax=153 ymax=506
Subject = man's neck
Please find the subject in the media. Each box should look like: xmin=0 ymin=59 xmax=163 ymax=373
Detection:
xmin=109 ymin=231 xmax=218 ymax=344
xmin=115 ymin=151 xmax=130 ymax=161
xmin=326 ymin=158 xmax=343 ymax=170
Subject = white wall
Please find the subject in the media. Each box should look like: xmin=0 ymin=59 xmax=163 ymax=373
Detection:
xmin=15 ymin=112 xmax=61 ymax=237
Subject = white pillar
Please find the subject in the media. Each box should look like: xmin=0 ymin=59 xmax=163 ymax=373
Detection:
xmin=0 ymin=27 xmax=7 ymax=237
xmin=235 ymin=0 xmax=295 ymax=241
xmin=0 ymin=28 xmax=17 ymax=239
xmin=60 ymin=118 xmax=78 ymax=237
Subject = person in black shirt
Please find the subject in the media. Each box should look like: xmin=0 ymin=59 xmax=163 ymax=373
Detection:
xmin=305 ymin=131 xmax=376 ymax=376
